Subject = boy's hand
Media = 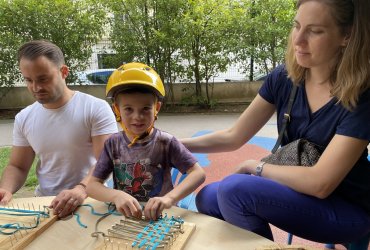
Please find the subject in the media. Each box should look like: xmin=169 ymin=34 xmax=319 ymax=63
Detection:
xmin=144 ymin=196 xmax=175 ymax=221
xmin=113 ymin=191 xmax=142 ymax=218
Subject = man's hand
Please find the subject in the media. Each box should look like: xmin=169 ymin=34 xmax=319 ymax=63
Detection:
xmin=0 ymin=188 xmax=13 ymax=205
xmin=49 ymin=185 xmax=87 ymax=218
xmin=144 ymin=196 xmax=174 ymax=221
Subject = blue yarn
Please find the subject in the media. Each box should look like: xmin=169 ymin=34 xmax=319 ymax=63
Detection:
xmin=72 ymin=203 xmax=120 ymax=228
xmin=0 ymin=206 xmax=50 ymax=235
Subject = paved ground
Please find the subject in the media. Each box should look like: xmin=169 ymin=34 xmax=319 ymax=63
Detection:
xmin=1 ymin=113 xmax=277 ymax=146
xmin=0 ymin=119 xmax=14 ymax=147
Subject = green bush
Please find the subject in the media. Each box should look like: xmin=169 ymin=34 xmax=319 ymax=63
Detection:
xmin=0 ymin=146 xmax=38 ymax=188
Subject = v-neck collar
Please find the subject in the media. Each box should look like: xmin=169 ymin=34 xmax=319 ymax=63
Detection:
xmin=302 ymin=82 xmax=336 ymax=117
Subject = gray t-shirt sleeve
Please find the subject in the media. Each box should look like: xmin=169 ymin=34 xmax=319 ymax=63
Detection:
xmin=93 ymin=135 xmax=116 ymax=180
xmin=168 ymin=136 xmax=198 ymax=174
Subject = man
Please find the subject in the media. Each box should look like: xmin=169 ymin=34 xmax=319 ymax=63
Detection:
xmin=0 ymin=40 xmax=118 ymax=217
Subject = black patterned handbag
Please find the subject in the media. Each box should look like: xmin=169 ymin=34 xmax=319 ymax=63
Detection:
xmin=261 ymin=85 xmax=323 ymax=166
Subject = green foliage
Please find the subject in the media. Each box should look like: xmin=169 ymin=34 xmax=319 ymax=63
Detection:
xmin=233 ymin=0 xmax=296 ymax=80
xmin=0 ymin=0 xmax=296 ymax=108
xmin=180 ymin=94 xmax=218 ymax=109
xmin=0 ymin=147 xmax=11 ymax=171
xmin=107 ymin=0 xmax=189 ymax=104
xmin=0 ymin=0 xmax=107 ymax=86
xmin=181 ymin=0 xmax=235 ymax=103
xmin=106 ymin=0 xmax=295 ymax=107
xmin=0 ymin=147 xmax=38 ymax=188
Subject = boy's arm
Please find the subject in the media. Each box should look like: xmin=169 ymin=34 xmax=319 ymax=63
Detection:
xmin=87 ymin=176 xmax=119 ymax=202
xmin=78 ymin=133 xmax=113 ymax=186
xmin=87 ymin=176 xmax=142 ymax=217
xmin=50 ymin=133 xmax=113 ymax=217
xmin=144 ymin=163 xmax=205 ymax=220
xmin=164 ymin=163 xmax=205 ymax=205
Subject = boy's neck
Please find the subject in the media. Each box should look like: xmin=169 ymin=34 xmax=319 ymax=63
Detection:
xmin=126 ymin=127 xmax=154 ymax=143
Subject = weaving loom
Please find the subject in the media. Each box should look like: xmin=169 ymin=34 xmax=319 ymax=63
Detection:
xmin=0 ymin=204 xmax=57 ymax=249
xmin=94 ymin=214 xmax=195 ymax=250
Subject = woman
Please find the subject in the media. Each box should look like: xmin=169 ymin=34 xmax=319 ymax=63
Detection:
xmin=182 ymin=0 xmax=370 ymax=243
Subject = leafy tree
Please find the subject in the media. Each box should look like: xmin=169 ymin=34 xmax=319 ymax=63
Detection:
xmin=234 ymin=0 xmax=295 ymax=80
xmin=105 ymin=0 xmax=295 ymax=106
xmin=107 ymin=0 xmax=188 ymax=103
xmin=179 ymin=0 xmax=239 ymax=105
xmin=0 ymin=0 xmax=106 ymax=91
xmin=108 ymin=0 xmax=242 ymax=106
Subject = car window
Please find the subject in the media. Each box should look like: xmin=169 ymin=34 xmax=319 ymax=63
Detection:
xmin=86 ymin=70 xmax=114 ymax=84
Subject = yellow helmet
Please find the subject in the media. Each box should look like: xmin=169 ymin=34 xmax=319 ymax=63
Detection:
xmin=106 ymin=62 xmax=165 ymax=100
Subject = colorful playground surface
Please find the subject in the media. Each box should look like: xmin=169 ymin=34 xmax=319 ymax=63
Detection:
xmin=172 ymin=130 xmax=276 ymax=211
xmin=173 ymin=129 xmax=370 ymax=249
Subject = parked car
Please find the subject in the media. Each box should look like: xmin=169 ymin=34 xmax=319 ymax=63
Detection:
xmin=76 ymin=68 xmax=115 ymax=85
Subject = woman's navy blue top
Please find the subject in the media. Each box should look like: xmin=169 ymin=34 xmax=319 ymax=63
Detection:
xmin=259 ymin=65 xmax=370 ymax=213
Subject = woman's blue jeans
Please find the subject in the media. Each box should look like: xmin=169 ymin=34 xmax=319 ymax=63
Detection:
xmin=195 ymin=174 xmax=370 ymax=243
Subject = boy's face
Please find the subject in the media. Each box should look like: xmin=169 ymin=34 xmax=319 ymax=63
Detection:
xmin=116 ymin=92 xmax=161 ymax=136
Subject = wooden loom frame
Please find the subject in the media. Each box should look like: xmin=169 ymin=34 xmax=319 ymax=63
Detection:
xmin=0 ymin=206 xmax=58 ymax=250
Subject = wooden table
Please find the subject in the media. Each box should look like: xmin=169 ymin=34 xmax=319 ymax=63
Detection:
xmin=4 ymin=197 xmax=275 ymax=250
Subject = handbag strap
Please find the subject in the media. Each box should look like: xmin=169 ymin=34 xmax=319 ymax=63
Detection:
xmin=271 ymin=85 xmax=298 ymax=153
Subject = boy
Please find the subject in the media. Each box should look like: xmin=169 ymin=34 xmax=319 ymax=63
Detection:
xmin=87 ymin=63 xmax=205 ymax=220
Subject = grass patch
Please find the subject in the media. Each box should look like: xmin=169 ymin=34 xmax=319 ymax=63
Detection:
xmin=0 ymin=146 xmax=38 ymax=188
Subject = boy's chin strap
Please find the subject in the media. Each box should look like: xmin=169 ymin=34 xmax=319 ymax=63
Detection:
xmin=114 ymin=103 xmax=158 ymax=148
xmin=124 ymin=122 xmax=153 ymax=147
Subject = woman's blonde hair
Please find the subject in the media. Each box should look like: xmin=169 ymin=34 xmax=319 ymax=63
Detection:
xmin=285 ymin=0 xmax=370 ymax=110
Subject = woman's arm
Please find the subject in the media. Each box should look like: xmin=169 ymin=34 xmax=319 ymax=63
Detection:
xmin=241 ymin=134 xmax=368 ymax=198
xmin=181 ymin=94 xmax=275 ymax=153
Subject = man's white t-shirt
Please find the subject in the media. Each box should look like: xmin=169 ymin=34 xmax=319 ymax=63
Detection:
xmin=13 ymin=91 xmax=118 ymax=196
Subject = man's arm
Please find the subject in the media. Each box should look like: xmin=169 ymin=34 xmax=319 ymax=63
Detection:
xmin=0 ymin=146 xmax=35 ymax=205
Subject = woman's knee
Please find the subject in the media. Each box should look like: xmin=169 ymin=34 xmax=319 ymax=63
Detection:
xmin=217 ymin=174 xmax=264 ymax=210
xmin=195 ymin=182 xmax=223 ymax=219
xmin=195 ymin=182 xmax=219 ymax=211
xmin=218 ymin=174 xmax=251 ymax=199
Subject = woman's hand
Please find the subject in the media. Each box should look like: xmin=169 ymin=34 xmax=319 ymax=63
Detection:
xmin=234 ymin=160 xmax=259 ymax=174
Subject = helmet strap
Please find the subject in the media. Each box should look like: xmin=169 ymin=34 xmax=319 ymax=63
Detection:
xmin=112 ymin=104 xmax=122 ymax=122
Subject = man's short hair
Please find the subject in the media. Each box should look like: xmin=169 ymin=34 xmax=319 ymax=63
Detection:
xmin=18 ymin=40 xmax=65 ymax=66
